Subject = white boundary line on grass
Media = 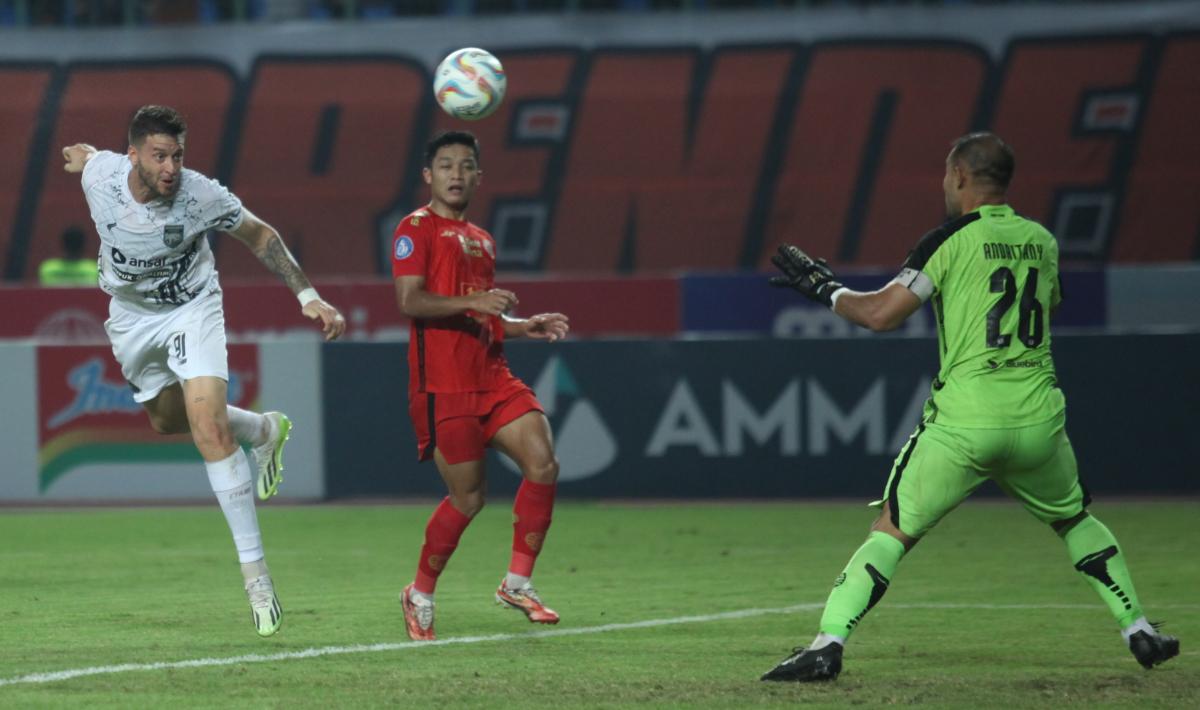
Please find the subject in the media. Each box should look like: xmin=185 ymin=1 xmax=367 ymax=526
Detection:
xmin=2 ymin=601 xmax=1195 ymax=688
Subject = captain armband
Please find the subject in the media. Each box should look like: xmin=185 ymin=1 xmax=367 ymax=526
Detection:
xmin=891 ymin=267 xmax=934 ymax=303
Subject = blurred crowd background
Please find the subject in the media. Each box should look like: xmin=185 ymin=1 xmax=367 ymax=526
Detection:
xmin=0 ymin=0 xmax=1157 ymax=26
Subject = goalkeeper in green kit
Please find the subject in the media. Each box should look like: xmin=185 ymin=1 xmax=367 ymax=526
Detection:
xmin=761 ymin=132 xmax=1179 ymax=682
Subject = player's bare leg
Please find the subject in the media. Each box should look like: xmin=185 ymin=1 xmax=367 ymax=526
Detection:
xmin=144 ymin=382 xmax=290 ymax=501
xmin=403 ymin=451 xmax=486 ymax=641
xmin=142 ymin=382 xmax=190 ymax=435
xmin=764 ymin=501 xmax=916 ymax=682
xmin=178 ymin=376 xmax=281 ymax=637
xmin=490 ymin=411 xmax=560 ymax=624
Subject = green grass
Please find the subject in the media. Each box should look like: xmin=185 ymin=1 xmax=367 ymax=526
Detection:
xmin=1 ymin=500 xmax=1196 ymax=708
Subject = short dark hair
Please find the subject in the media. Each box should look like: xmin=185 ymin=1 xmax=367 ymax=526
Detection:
xmin=128 ymin=105 xmax=187 ymax=146
xmin=424 ymin=130 xmax=480 ymax=167
xmin=948 ymin=132 xmax=1014 ymax=190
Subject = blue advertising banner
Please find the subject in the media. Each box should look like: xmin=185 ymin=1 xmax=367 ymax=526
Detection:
xmin=323 ymin=332 xmax=1196 ymax=499
xmin=681 ymin=269 xmax=1106 ymax=336
xmin=325 ymin=339 xmax=934 ymax=498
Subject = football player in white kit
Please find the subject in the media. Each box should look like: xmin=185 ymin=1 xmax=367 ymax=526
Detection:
xmin=61 ymin=105 xmax=346 ymax=637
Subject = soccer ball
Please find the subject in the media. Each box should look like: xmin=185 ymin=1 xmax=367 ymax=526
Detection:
xmin=433 ymin=48 xmax=507 ymax=121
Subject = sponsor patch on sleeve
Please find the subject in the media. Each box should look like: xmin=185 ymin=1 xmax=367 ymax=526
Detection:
xmin=394 ymin=235 xmax=415 ymax=260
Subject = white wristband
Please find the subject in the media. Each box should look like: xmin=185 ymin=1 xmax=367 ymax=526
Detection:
xmin=296 ymin=288 xmax=320 ymax=307
xmin=829 ymin=287 xmax=849 ymax=311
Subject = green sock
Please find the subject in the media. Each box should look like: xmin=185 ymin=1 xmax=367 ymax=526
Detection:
xmin=818 ymin=531 xmax=907 ymax=639
xmin=1063 ymin=514 xmax=1143 ymax=628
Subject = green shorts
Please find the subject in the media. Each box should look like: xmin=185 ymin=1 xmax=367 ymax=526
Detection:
xmin=872 ymin=413 xmax=1087 ymax=538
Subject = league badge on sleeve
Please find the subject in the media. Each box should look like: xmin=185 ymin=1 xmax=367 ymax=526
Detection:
xmin=395 ymin=235 xmax=415 ymax=260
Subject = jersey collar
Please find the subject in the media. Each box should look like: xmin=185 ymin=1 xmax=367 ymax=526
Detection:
xmin=974 ymin=204 xmax=1014 ymax=219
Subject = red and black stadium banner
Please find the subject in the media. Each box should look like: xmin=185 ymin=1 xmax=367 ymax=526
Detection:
xmin=1 ymin=25 xmax=1197 ymax=281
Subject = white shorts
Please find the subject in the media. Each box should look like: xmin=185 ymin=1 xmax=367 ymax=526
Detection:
xmin=104 ymin=283 xmax=229 ymax=403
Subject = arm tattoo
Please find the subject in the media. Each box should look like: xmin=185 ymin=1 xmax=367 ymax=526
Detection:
xmin=257 ymin=235 xmax=312 ymax=295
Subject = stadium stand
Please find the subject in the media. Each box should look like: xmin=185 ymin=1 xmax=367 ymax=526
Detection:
xmin=0 ymin=0 xmax=1163 ymax=26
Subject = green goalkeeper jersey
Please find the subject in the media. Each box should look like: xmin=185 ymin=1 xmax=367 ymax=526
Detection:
xmin=892 ymin=204 xmax=1065 ymax=427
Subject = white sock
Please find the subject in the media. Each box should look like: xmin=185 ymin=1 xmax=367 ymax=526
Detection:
xmin=240 ymin=558 xmax=270 ymax=585
xmin=1121 ymin=616 xmax=1155 ymax=644
xmin=504 ymin=572 xmax=531 ymax=590
xmin=809 ymin=632 xmax=846 ymax=650
xmin=227 ymin=406 xmax=270 ymax=447
xmin=205 ymin=449 xmax=265 ymax=563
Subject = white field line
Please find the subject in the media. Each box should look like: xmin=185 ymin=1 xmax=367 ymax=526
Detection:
xmin=2 ymin=601 xmax=1195 ymax=688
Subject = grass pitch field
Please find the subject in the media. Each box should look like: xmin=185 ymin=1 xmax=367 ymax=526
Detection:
xmin=1 ymin=500 xmax=1196 ymax=708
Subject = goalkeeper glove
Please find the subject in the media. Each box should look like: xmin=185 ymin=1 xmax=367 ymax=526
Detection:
xmin=768 ymin=244 xmax=845 ymax=308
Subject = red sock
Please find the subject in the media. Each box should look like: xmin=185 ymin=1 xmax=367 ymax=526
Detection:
xmin=510 ymin=479 xmax=556 ymax=577
xmin=414 ymin=497 xmax=472 ymax=594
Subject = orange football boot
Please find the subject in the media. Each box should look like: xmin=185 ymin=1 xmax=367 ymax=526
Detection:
xmin=495 ymin=580 xmax=560 ymax=624
xmin=401 ymin=583 xmax=436 ymax=641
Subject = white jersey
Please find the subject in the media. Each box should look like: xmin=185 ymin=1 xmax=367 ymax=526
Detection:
xmin=81 ymin=150 xmax=244 ymax=312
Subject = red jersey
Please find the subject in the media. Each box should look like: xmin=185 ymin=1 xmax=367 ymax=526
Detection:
xmin=391 ymin=207 xmax=512 ymax=394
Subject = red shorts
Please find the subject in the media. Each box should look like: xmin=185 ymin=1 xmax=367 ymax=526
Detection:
xmin=409 ymin=377 xmax=544 ymax=464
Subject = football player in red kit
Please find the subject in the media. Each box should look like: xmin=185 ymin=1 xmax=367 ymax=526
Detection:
xmin=392 ymin=131 xmax=570 ymax=641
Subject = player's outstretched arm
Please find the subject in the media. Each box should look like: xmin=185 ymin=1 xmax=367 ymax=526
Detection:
xmin=831 ymin=283 xmax=922 ymax=332
xmin=228 ymin=209 xmax=346 ymax=341
xmin=502 ymin=313 xmax=570 ymax=341
xmin=62 ymin=143 xmax=98 ymax=173
xmin=769 ymin=243 xmax=921 ymax=332
xmin=395 ymin=276 xmax=518 ymax=319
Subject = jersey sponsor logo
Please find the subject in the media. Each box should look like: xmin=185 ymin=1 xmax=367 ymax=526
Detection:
xmin=163 ymin=224 xmax=184 ymax=248
xmin=110 ymin=248 xmax=192 ymax=284
xmin=440 ymin=229 xmax=460 ymax=238
xmin=110 ymin=247 xmax=127 ymax=265
xmin=126 ymin=255 xmax=171 ymax=268
xmin=394 ymin=235 xmax=414 ymax=260
xmin=986 ymin=358 xmax=1045 ymax=370
xmin=112 ymin=266 xmax=173 ymax=283
xmin=457 ymin=234 xmax=485 ymax=258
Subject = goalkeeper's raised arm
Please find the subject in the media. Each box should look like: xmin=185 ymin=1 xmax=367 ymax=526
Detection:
xmin=768 ymin=243 xmax=921 ymax=332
